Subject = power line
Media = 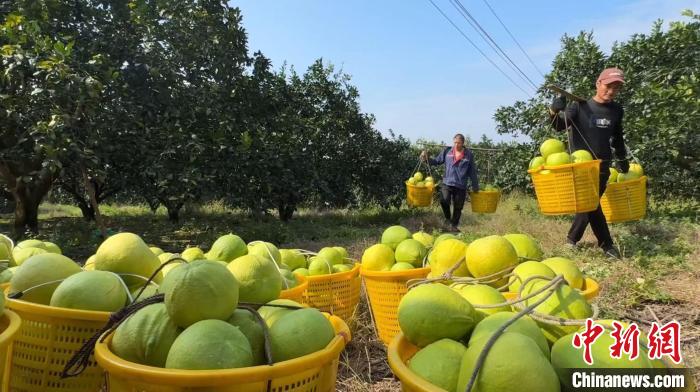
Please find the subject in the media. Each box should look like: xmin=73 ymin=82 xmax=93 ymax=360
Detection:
xmin=449 ymin=0 xmax=540 ymax=91
xmin=425 ymin=0 xmax=533 ymax=98
xmin=481 ymin=0 xmax=546 ymax=78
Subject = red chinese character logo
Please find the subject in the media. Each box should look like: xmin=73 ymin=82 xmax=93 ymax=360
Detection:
xmin=609 ymin=321 xmax=640 ymax=360
xmin=647 ymin=321 xmax=682 ymax=364
xmin=572 ymin=319 xmax=604 ymax=365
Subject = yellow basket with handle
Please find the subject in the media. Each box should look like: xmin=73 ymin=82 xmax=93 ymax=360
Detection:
xmin=303 ymin=263 xmax=362 ymax=322
xmin=0 ymin=309 xmax=22 ymax=391
xmin=360 ymin=267 xmax=431 ymax=347
xmin=94 ymin=314 xmax=351 ymax=392
xmin=469 ymin=190 xmax=500 ymax=213
xmin=278 ymin=273 xmax=308 ymax=304
xmin=528 ymin=160 xmax=601 ymax=215
xmin=406 ymin=182 xmax=436 ymax=208
xmin=387 ymin=332 xmax=445 ymax=392
xmin=4 ymin=294 xmax=110 ymax=392
xmin=502 ymin=277 xmax=600 ymax=302
xmin=600 ymin=176 xmax=647 ymax=223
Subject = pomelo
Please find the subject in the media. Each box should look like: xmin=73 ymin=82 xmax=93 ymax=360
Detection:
xmin=317 ymin=247 xmax=343 ymax=266
xmin=130 ymin=283 xmax=159 ymax=303
xmin=258 ymin=299 xmax=303 ymax=327
xmin=522 ymin=279 xmax=593 ymax=342
xmin=42 ymin=241 xmax=62 ymax=254
xmin=541 ymin=257 xmax=584 ymax=289
xmin=181 ymin=247 xmax=205 ymax=262
xmin=433 ymin=233 xmax=458 ymax=248
xmin=149 ymin=246 xmax=164 ymax=256
xmin=468 ymin=311 xmax=550 ymax=359
xmin=205 ymin=233 xmax=247 ymax=262
xmin=227 ymin=254 xmax=282 ymax=303
xmin=247 ymin=242 xmax=282 ymax=265
xmin=308 ymin=256 xmax=332 ymax=275
xmin=0 ymin=268 xmax=13 ymax=283
xmin=571 ymin=150 xmax=593 ymax=163
xmin=15 ymin=239 xmax=45 ymax=250
xmin=413 ymin=172 xmax=424 ymax=181
xmin=161 ymin=260 xmax=239 ymax=328
xmin=333 ymin=246 xmax=349 ymax=261
xmin=409 ymin=339 xmax=466 ymax=392
xmin=465 ymin=236 xmax=518 ymax=288
xmin=111 ymin=303 xmax=180 ymax=367
xmin=50 ymin=270 xmax=127 ymax=311
xmin=529 ymin=156 xmax=545 ymax=169
xmin=13 ymin=247 xmax=47 ymax=266
xmin=293 ymin=267 xmax=310 ymax=277
xmin=361 ymin=244 xmax=394 ymax=271
xmin=9 ymin=253 xmax=81 ymax=304
xmin=395 ymin=239 xmax=427 ymax=268
xmin=390 ymin=262 xmax=414 ymax=271
xmin=227 ymin=309 xmax=266 ymax=365
xmin=270 ymin=308 xmax=335 ymax=362
xmin=428 ymin=239 xmax=470 ymax=277
xmin=629 ymin=163 xmax=644 ymax=176
xmin=540 ymin=138 xmax=565 ymax=159
xmin=332 ymin=264 xmax=352 ymax=273
xmin=608 ymin=167 xmax=619 ymax=183
xmin=280 ymin=249 xmax=307 ymax=270
xmin=381 ymin=225 xmax=412 ymax=250
xmin=508 ymin=261 xmax=556 ymax=293
xmin=502 ymin=233 xmax=543 ymax=261
xmin=0 ymin=241 xmax=15 ymax=267
xmin=158 ymin=252 xmax=175 ymax=264
xmin=166 ymin=319 xmax=253 ymax=370
xmin=546 ymin=151 xmax=572 ymax=166
xmin=84 ymin=254 xmax=96 ymax=270
xmin=94 ymin=232 xmax=161 ymax=288
xmin=450 ymin=284 xmax=510 ymax=318
xmin=398 ymin=283 xmax=476 ymax=347
xmin=412 ymin=232 xmax=434 ymax=248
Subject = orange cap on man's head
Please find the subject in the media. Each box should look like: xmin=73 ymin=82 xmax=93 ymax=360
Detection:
xmin=597 ymin=67 xmax=625 ymax=84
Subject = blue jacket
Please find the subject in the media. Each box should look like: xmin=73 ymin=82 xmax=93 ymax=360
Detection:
xmin=428 ymin=147 xmax=479 ymax=191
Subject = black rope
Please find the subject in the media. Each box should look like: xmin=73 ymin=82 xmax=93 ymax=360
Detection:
xmin=131 ymin=256 xmax=187 ymax=302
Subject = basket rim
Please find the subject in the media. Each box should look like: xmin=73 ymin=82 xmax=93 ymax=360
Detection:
xmin=604 ymin=175 xmax=647 ymax=189
xmin=527 ymin=159 xmax=601 ymax=174
xmin=387 ymin=332 xmax=445 ymax=392
xmin=469 ymin=189 xmax=501 ymax=195
xmin=405 ymin=181 xmax=438 ymax=190
xmin=305 ymin=262 xmax=360 ymax=283
xmin=94 ymin=315 xmax=349 ymax=386
xmin=279 ymin=273 xmax=308 ymax=297
xmin=0 ymin=309 xmax=22 ymax=345
xmin=4 ymin=288 xmax=112 ymax=321
xmin=360 ymin=266 xmax=430 ymax=279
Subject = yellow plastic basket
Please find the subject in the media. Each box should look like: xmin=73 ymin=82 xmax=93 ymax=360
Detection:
xmin=4 ymin=296 xmax=110 ymax=392
xmin=387 ymin=332 xmax=444 ymax=392
xmin=278 ymin=274 xmax=308 ymax=303
xmin=360 ymin=267 xmax=431 ymax=346
xmin=469 ymin=190 xmax=500 ymax=213
xmin=502 ymin=277 xmax=600 ymax=302
xmin=600 ymin=176 xmax=647 ymax=223
xmin=94 ymin=314 xmax=352 ymax=392
xmin=406 ymin=182 xmax=436 ymax=208
xmin=0 ymin=309 xmax=22 ymax=391
xmin=303 ymin=264 xmax=362 ymax=322
xmin=528 ymin=160 xmax=601 ymax=215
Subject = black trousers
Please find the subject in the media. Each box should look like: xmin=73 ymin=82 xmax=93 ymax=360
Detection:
xmin=440 ymin=184 xmax=466 ymax=226
xmin=567 ymin=163 xmax=613 ymax=249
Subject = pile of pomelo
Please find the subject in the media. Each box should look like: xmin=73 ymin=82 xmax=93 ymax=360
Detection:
xmin=361 ymin=225 xmax=455 ymax=272
xmin=406 ymin=171 xmax=436 ymax=188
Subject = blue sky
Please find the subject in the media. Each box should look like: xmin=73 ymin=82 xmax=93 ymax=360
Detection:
xmin=232 ymin=0 xmax=697 ymax=144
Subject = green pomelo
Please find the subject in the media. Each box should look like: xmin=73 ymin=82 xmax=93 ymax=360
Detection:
xmin=608 ymin=167 xmax=619 ymax=183
xmin=468 ymin=311 xmax=550 ymax=359
xmin=9 ymin=253 xmax=82 ymax=304
xmin=247 ymin=242 xmax=282 ymax=265
xmin=280 ymin=249 xmax=307 ymax=270
xmin=529 ymin=156 xmax=545 ymax=169
xmin=409 ymin=339 xmax=467 ymax=392
xmin=42 ymin=241 xmax=62 ymax=254
xmin=308 ymin=256 xmax=332 ymax=275
xmin=508 ymin=261 xmax=556 ymax=293
xmin=542 ymin=257 xmax=584 ymax=289
xmin=332 ymin=264 xmax=352 ymax=273
xmin=433 ymin=233 xmax=458 ymax=248
xmin=546 ymin=151 xmax=572 ymax=166
xmin=381 ymin=225 xmax=412 ymax=250
xmin=158 ymin=252 xmax=175 ymax=264
xmin=450 ymin=284 xmax=510 ymax=317
xmin=13 ymin=247 xmax=48 ymax=266
xmin=130 ymin=284 xmax=159 ymax=303
xmin=0 ymin=242 xmax=15 ymax=267
xmin=571 ymin=149 xmax=593 ymax=163
xmin=0 ymin=268 xmax=13 ymax=283
xmin=293 ymin=268 xmax=310 ymax=277
xmin=111 ymin=303 xmax=180 ymax=367
xmin=279 ymin=268 xmax=297 ymax=288
xmin=428 ymin=239 xmax=470 ymax=277
xmin=258 ymin=299 xmax=303 ymax=327
xmin=50 ymin=270 xmax=127 ymax=311
xmin=457 ymin=332 xmax=560 ymax=392
xmin=465 ymin=236 xmax=518 ymax=288
xmin=227 ymin=309 xmax=266 ymax=365
xmin=317 ymin=247 xmax=343 ymax=265
xmin=161 ymin=260 xmax=239 ymax=328
xmin=270 ymin=308 xmax=335 ymax=362
xmin=522 ymin=280 xmax=593 ymax=342
xmin=398 ymin=283 xmax=477 ymax=347
xmin=149 ymin=246 xmax=164 ymax=256
xmin=390 ymin=262 xmax=414 ymax=271
xmin=395 ymin=239 xmax=427 ymax=268
xmin=227 ymin=254 xmax=282 ymax=303
xmin=181 ymin=247 xmax=205 ymax=262
xmin=161 ymin=260 xmax=184 ymax=276
xmin=502 ymin=234 xmax=543 ymax=261
xmin=412 ymin=232 xmax=434 ymax=248
xmin=540 ymin=138 xmax=566 ymax=159
xmin=165 ymin=319 xmax=253 ymax=370
xmin=333 ymin=246 xmax=349 ymax=261
xmin=15 ymin=239 xmax=46 ymax=250
xmin=94 ymin=232 xmax=161 ymax=288
xmin=206 ymin=233 xmax=247 ymax=262
xmin=361 ymin=244 xmax=394 ymax=271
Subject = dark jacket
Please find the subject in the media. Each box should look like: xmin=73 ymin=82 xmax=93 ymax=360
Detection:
xmin=428 ymin=147 xmax=479 ymax=191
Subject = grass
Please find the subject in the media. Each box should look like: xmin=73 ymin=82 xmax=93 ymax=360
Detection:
xmin=1 ymin=193 xmax=698 ymax=390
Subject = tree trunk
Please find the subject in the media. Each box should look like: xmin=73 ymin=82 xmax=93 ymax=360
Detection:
xmin=278 ymin=202 xmax=296 ymax=222
xmin=77 ymin=199 xmax=96 ymax=221
xmin=13 ymin=187 xmax=42 ymax=236
xmin=160 ymin=200 xmax=183 ymax=222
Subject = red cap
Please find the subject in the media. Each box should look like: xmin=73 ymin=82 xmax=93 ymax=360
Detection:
xmin=598 ymin=67 xmax=625 ymax=84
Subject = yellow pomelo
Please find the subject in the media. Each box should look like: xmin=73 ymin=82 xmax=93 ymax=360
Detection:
xmin=468 ymin=311 xmax=550 ymax=359
xmin=293 ymin=267 xmax=309 ymax=276
xmin=428 ymin=239 xmax=470 ymax=277
xmin=502 ymin=233 xmax=543 ymax=261
xmin=158 ymin=252 xmax=175 ymax=263
xmin=83 ymin=254 xmax=96 ymax=270
xmin=540 ymin=138 xmax=566 ymax=159
xmin=629 ymin=163 xmax=644 ymax=176
xmin=465 ymin=235 xmax=518 ymax=288
xmin=205 ymin=233 xmax=247 ymax=262
xmin=541 ymin=257 xmax=584 ymax=289
xmin=50 ymin=270 xmax=127 ymax=311
xmin=409 ymin=338 xmax=466 ymax=391
xmin=381 ymin=225 xmax=412 ymax=250
xmin=13 ymin=247 xmax=48 ymax=266
xmin=398 ymin=283 xmax=477 ymax=347
xmin=111 ymin=303 xmax=180 ymax=367
xmin=0 ymin=241 xmax=15 ymax=267
xmin=390 ymin=262 xmax=414 ymax=271
xmin=280 ymin=249 xmax=307 ymax=270
xmin=269 ymin=308 xmax=335 ymax=362
xmin=457 ymin=332 xmax=560 ymax=392
xmin=450 ymin=283 xmax=510 ymax=318
xmin=522 ymin=280 xmax=593 ymax=342
xmin=258 ymin=299 xmax=303 ymax=327
xmin=332 ymin=264 xmax=352 ymax=273
xmin=227 ymin=309 xmax=266 ymax=365
xmin=42 ymin=241 xmax=62 ymax=254
xmin=433 ymin=233 xmax=458 ymax=248
xmin=9 ymin=253 xmax=81 ymax=304
xmin=508 ymin=261 xmax=556 ymax=293
xmin=166 ymin=319 xmax=253 ymax=370
xmin=181 ymin=247 xmax=205 ymax=262
xmin=333 ymin=246 xmax=349 ymax=261
xmin=247 ymin=242 xmax=282 ymax=265
xmin=94 ymin=232 xmax=161 ymax=288
xmin=227 ymin=254 xmax=282 ymax=303
xmin=395 ymin=239 xmax=427 ymax=268
xmin=317 ymin=247 xmax=343 ymax=265
xmin=361 ymin=244 xmax=394 ymax=271
xmin=412 ymin=231 xmax=434 ymax=248
xmin=149 ymin=246 xmax=164 ymax=256
xmin=15 ymin=239 xmax=46 ymax=250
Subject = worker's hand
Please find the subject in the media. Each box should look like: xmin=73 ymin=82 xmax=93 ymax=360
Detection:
xmin=420 ymin=150 xmax=428 ymax=162
xmin=616 ymin=159 xmax=629 ymax=174
xmin=550 ymin=95 xmax=566 ymax=113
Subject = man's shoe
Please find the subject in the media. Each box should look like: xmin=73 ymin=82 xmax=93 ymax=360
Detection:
xmin=565 ymin=239 xmax=578 ymax=250
xmin=603 ymin=246 xmax=622 ymax=259
xmin=450 ymin=225 xmax=461 ymax=233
